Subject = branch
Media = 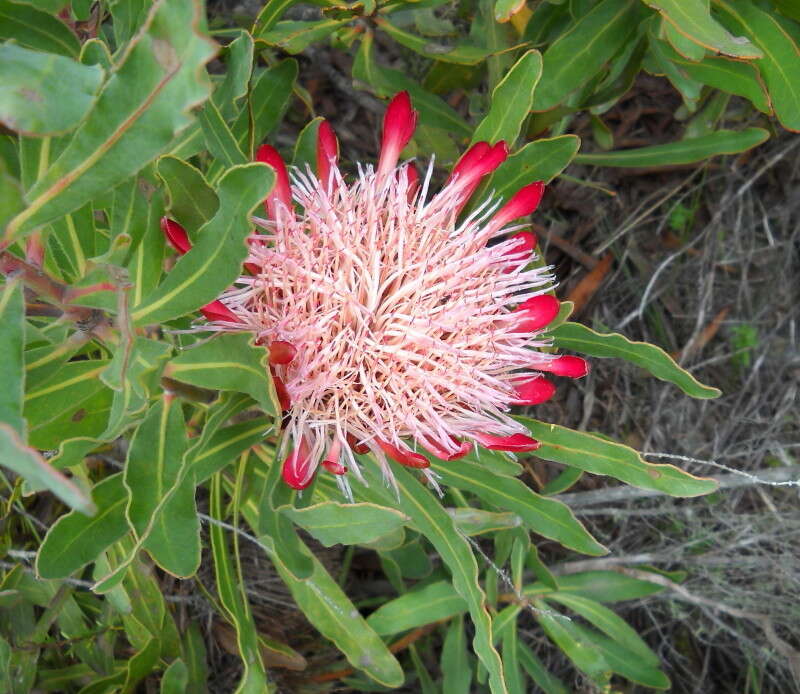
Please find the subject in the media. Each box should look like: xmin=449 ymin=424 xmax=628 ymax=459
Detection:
xmin=616 ymin=568 xmax=800 ymax=682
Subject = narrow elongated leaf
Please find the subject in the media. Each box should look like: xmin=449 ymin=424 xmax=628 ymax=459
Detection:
xmin=253 ymin=0 xmax=298 ymax=35
xmin=716 ymin=1 xmax=800 ymax=132
xmin=232 ymin=60 xmax=298 ymax=156
xmin=282 ymin=502 xmax=409 ymax=547
xmin=534 ymin=603 xmax=610 ymax=683
xmin=523 ymin=570 xmax=664 ymax=603
xmin=547 ymin=593 xmax=659 ymax=665
xmin=0 ymin=0 xmax=80 ymax=56
xmin=252 ymin=447 xmax=314 ymax=580
xmin=156 ymin=155 xmax=218 ymax=233
xmin=642 ymin=0 xmax=760 ymax=58
xmin=563 ymin=620 xmax=670 ymax=688
xmin=532 ymin=0 xmax=642 ymax=111
xmin=354 ymin=31 xmax=471 ymax=138
xmin=36 ymin=474 xmax=128 ymax=578
xmin=191 ymin=418 xmax=272 ymax=484
xmin=449 ymin=508 xmax=521 ymax=536
xmin=377 ymin=18 xmax=494 ymax=65
xmin=364 ymin=465 xmax=508 ymax=694
xmin=213 ymin=30 xmax=254 ymax=119
xmin=472 ymin=50 xmax=542 ymax=144
xmin=209 ymin=475 xmax=271 ymax=693
xmin=239 ymin=497 xmax=405 ymax=688
xmin=668 ymin=53 xmax=769 ymax=114
xmin=518 ymin=643 xmax=569 ymax=694
xmin=519 ymin=417 xmax=718 ymax=496
xmin=258 ymin=18 xmax=351 ymax=54
xmin=367 ymin=580 xmax=467 ymax=635
xmin=442 ymin=614 xmax=473 ymax=694
xmin=161 ymin=659 xmax=189 ymax=694
xmin=0 ymin=423 xmax=94 ymax=514
xmin=198 ymin=99 xmax=247 ymax=167
xmin=432 ymin=459 xmax=606 ymax=556
xmin=47 ymin=202 xmax=96 ymax=282
xmin=476 ymin=135 xmax=580 ymax=210
xmin=552 ymin=321 xmax=720 ymax=398
xmin=0 ymin=43 xmax=103 ymax=136
xmin=164 ymin=333 xmax=275 ymax=416
xmin=132 ymin=163 xmax=273 ymax=325
xmin=573 ymin=127 xmax=768 ymax=167
xmin=0 ymin=280 xmax=24 ymax=435
xmin=24 ymin=360 xmax=112 ymax=449
xmin=5 ymin=0 xmax=217 ymax=241
xmin=124 ymin=396 xmax=199 ymax=577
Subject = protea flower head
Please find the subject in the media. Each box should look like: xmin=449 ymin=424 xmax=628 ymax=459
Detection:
xmin=162 ymin=92 xmax=588 ymax=497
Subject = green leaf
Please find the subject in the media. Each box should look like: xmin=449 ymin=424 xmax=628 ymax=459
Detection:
xmin=0 ymin=163 xmax=24 ymax=230
xmin=252 ymin=0 xmax=298 ymax=35
xmin=362 ymin=465 xmax=508 ymax=694
xmin=0 ymin=280 xmax=25 ymax=435
xmin=23 ymin=360 xmax=112 ymax=449
xmin=432 ymin=459 xmax=607 ymax=556
xmin=367 ymin=580 xmax=467 ymax=635
xmin=238 ymin=495 xmax=405 ymax=688
xmin=518 ymin=643 xmax=569 ymax=694
xmin=0 ymin=422 xmax=94 ymax=514
xmin=161 ymin=659 xmax=189 ymax=694
xmin=156 ymin=155 xmax=218 ymax=233
xmin=282 ymin=501 xmax=409 ymax=547
xmin=164 ymin=333 xmax=276 ymax=416
xmin=109 ymin=0 xmax=151 ymax=46
xmin=198 ymin=99 xmax=247 ymax=167
xmin=524 ymin=570 xmax=664 ymax=603
xmin=472 ymin=50 xmax=542 ymax=144
xmin=551 ymin=321 xmax=721 ymax=398
xmin=532 ymin=0 xmax=642 ymax=111
xmin=354 ymin=31 xmax=471 ymax=138
xmin=101 ymin=336 xmax=172 ymax=439
xmin=252 ymin=447 xmax=314 ymax=580
xmin=546 ymin=593 xmax=659 ymax=665
xmin=5 ymin=0 xmax=216 ymax=242
xmin=191 ymin=418 xmax=273 ymax=484
xmin=132 ymin=163 xmax=273 ymax=324
xmin=292 ymin=116 xmax=322 ymax=171
xmin=477 ymin=135 xmax=580 ymax=210
xmin=519 ymin=417 xmax=718 ymax=496
xmin=181 ymin=623 xmax=209 ymax=694
xmin=376 ymin=17 xmax=494 ymax=65
xmin=258 ymin=18 xmax=351 ymax=54
xmin=564 ymin=620 xmax=670 ymax=689
xmin=441 ymin=614 xmax=473 ymax=694
xmin=231 ymin=59 xmax=298 ymax=157
xmin=449 ymin=508 xmax=521 ymax=536
xmin=46 ymin=202 xmax=96 ymax=282
xmin=668 ymin=53 xmax=770 ymax=114
xmin=124 ymin=396 xmax=199 ymax=577
xmin=0 ymin=0 xmax=81 ymax=56
xmin=208 ymin=474 xmax=272 ymax=693
xmin=36 ymin=473 xmax=129 ymax=578
xmin=573 ymin=127 xmax=768 ymax=166
xmin=0 ymin=43 xmax=103 ymax=136
xmin=213 ymin=30 xmax=254 ymax=120
xmin=641 ymin=0 xmax=760 ymax=59
xmin=716 ymin=0 xmax=800 ymax=132
xmin=533 ymin=602 xmax=610 ymax=684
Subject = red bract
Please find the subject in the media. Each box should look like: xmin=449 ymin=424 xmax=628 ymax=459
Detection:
xmin=157 ymin=92 xmax=588 ymax=495
xmin=513 ymin=294 xmax=561 ymax=333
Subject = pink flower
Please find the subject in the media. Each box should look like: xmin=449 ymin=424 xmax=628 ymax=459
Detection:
xmin=161 ymin=92 xmax=588 ymax=496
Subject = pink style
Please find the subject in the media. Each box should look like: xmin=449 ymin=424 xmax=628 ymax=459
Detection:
xmin=160 ymin=91 xmax=588 ymax=497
